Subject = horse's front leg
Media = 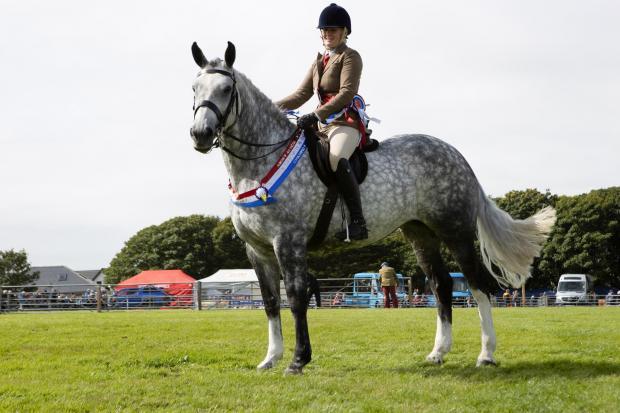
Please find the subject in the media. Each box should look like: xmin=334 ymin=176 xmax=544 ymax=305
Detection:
xmin=274 ymin=236 xmax=311 ymax=375
xmin=246 ymin=243 xmax=284 ymax=370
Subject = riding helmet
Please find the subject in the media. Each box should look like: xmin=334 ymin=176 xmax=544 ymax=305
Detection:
xmin=381 ymin=262 xmax=390 ymax=268
xmin=317 ymin=3 xmax=352 ymax=35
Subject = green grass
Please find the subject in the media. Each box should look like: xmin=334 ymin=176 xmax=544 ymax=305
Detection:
xmin=1 ymin=307 xmax=619 ymax=412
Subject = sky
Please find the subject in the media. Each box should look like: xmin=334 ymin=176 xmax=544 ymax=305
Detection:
xmin=1 ymin=0 xmax=618 ymax=270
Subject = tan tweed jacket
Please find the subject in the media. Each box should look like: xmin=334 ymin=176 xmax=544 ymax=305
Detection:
xmin=276 ymin=43 xmax=363 ymax=128
xmin=379 ymin=267 xmax=398 ymax=287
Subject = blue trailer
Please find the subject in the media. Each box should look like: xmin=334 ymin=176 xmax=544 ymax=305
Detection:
xmin=343 ymin=272 xmax=408 ymax=308
xmin=426 ymin=272 xmax=472 ymax=306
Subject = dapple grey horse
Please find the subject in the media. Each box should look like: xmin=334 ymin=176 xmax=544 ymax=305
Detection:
xmin=189 ymin=42 xmax=556 ymax=374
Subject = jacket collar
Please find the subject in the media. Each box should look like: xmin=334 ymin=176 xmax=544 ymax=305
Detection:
xmin=317 ymin=43 xmax=348 ymax=72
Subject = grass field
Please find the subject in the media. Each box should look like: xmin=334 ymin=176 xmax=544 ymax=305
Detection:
xmin=1 ymin=307 xmax=619 ymax=412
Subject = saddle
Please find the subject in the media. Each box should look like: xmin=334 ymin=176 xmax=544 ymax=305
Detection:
xmin=304 ymin=127 xmax=379 ymax=248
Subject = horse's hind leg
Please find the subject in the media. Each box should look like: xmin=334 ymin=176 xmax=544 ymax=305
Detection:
xmin=446 ymin=237 xmax=498 ymax=367
xmin=401 ymin=221 xmax=453 ymax=364
xmin=246 ymin=243 xmax=284 ymax=370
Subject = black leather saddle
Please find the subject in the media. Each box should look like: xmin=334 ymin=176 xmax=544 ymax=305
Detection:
xmin=305 ymin=127 xmax=378 ymax=187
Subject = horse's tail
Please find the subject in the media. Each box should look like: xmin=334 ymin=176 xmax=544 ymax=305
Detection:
xmin=476 ymin=188 xmax=556 ymax=288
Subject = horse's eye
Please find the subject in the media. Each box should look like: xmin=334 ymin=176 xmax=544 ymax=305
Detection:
xmin=223 ymin=85 xmax=232 ymax=94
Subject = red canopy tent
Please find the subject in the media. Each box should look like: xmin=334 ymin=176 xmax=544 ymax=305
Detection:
xmin=115 ymin=270 xmax=196 ymax=302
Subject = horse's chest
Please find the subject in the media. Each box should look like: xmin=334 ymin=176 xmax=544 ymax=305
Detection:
xmin=232 ymin=209 xmax=276 ymax=246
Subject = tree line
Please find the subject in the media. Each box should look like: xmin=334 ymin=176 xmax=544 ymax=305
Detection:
xmin=3 ymin=187 xmax=618 ymax=290
xmin=105 ymin=215 xmax=249 ymax=284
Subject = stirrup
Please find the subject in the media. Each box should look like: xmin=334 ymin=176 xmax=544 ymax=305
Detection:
xmin=335 ymin=221 xmax=368 ymax=242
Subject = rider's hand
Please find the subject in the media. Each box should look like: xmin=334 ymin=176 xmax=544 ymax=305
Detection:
xmin=297 ymin=112 xmax=319 ymax=129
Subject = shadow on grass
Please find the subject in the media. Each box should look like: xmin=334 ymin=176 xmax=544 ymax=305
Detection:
xmin=392 ymin=359 xmax=620 ymax=380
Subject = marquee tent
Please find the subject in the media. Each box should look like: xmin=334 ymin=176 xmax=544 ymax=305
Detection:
xmin=199 ymin=269 xmax=260 ymax=297
xmin=114 ymin=270 xmax=195 ymax=299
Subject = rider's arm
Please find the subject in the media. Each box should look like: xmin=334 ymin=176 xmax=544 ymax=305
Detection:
xmin=315 ymin=49 xmax=362 ymax=121
xmin=275 ymin=62 xmax=315 ymax=110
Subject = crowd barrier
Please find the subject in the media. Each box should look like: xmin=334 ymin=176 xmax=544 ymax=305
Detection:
xmin=1 ymin=280 xmax=619 ymax=312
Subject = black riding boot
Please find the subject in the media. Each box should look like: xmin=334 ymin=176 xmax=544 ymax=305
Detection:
xmin=334 ymin=158 xmax=368 ymax=241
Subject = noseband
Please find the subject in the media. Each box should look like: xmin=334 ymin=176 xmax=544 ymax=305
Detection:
xmin=193 ymin=68 xmax=292 ymax=160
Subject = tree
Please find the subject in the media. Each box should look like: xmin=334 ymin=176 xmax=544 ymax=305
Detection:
xmin=105 ymin=215 xmax=221 ymax=283
xmin=0 ymin=249 xmax=39 ymax=286
xmin=494 ymin=188 xmax=558 ymax=220
xmin=212 ymin=217 xmax=251 ymax=269
xmin=538 ymin=187 xmax=620 ymax=288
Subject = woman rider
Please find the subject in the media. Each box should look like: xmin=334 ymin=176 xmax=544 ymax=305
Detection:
xmin=276 ymin=3 xmax=368 ymax=242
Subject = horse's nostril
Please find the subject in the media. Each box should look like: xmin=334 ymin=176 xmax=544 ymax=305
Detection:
xmin=191 ymin=126 xmax=215 ymax=150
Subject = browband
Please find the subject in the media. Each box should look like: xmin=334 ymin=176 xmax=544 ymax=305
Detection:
xmin=202 ymin=68 xmax=234 ymax=78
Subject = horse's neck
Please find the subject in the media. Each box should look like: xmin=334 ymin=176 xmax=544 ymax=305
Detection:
xmin=223 ymin=73 xmax=297 ymax=191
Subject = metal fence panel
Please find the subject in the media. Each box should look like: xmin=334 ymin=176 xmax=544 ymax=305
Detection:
xmin=2 ymin=281 xmax=619 ymax=312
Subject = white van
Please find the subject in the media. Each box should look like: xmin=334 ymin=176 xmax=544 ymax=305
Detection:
xmin=555 ymin=274 xmax=592 ymax=304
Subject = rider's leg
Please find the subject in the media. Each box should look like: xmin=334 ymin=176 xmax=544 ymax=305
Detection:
xmin=327 ymin=125 xmax=360 ymax=172
xmin=327 ymin=126 xmax=368 ymax=241
xmin=334 ymin=158 xmax=368 ymax=240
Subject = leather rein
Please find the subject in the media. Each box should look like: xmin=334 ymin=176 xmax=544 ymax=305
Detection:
xmin=193 ymin=68 xmax=292 ymax=161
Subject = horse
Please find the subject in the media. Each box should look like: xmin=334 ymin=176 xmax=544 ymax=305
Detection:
xmin=189 ymin=41 xmax=556 ymax=375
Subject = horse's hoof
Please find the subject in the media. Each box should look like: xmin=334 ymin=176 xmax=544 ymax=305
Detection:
xmin=257 ymin=355 xmax=282 ymax=370
xmin=283 ymin=365 xmax=303 ymax=376
xmin=257 ymin=361 xmax=274 ymax=370
xmin=426 ymin=353 xmax=444 ymax=365
xmin=476 ymin=358 xmax=498 ymax=367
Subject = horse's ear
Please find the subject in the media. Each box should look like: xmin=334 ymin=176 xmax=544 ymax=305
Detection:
xmin=225 ymin=41 xmax=236 ymax=68
xmin=192 ymin=42 xmax=208 ymax=68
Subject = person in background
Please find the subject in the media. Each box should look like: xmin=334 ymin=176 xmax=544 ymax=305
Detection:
xmin=605 ymin=289 xmax=613 ymax=305
xmin=502 ymin=289 xmax=511 ymax=307
xmin=378 ymin=262 xmax=399 ymax=308
xmin=332 ymin=292 xmax=344 ymax=307
xmin=17 ymin=289 xmax=26 ymax=311
xmin=412 ymin=288 xmax=421 ymax=307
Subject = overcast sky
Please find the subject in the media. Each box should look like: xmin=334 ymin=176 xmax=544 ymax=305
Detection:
xmin=1 ymin=0 xmax=618 ymax=270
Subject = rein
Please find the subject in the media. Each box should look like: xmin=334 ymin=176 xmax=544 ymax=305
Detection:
xmin=193 ymin=68 xmax=292 ymax=160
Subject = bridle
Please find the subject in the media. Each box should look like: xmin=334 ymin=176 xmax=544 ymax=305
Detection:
xmin=193 ymin=68 xmax=292 ymax=161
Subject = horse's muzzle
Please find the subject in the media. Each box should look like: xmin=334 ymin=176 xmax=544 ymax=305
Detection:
xmin=190 ymin=126 xmax=215 ymax=153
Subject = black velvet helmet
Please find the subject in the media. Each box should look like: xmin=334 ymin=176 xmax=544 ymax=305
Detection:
xmin=317 ymin=3 xmax=352 ymax=35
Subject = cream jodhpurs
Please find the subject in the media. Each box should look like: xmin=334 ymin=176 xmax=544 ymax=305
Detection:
xmin=324 ymin=125 xmax=361 ymax=172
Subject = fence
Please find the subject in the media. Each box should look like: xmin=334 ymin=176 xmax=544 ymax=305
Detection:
xmin=1 ymin=280 xmax=619 ymax=312
xmin=0 ymin=283 xmax=195 ymax=312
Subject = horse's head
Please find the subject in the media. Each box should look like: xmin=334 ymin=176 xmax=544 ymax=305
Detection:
xmin=190 ymin=41 xmax=237 ymax=153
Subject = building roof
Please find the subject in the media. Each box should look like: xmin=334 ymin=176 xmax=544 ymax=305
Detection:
xmin=29 ymin=266 xmax=95 ymax=293
xmin=77 ymin=269 xmax=105 ymax=283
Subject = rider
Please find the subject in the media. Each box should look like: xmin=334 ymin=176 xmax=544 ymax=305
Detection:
xmin=276 ymin=3 xmax=368 ymax=242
